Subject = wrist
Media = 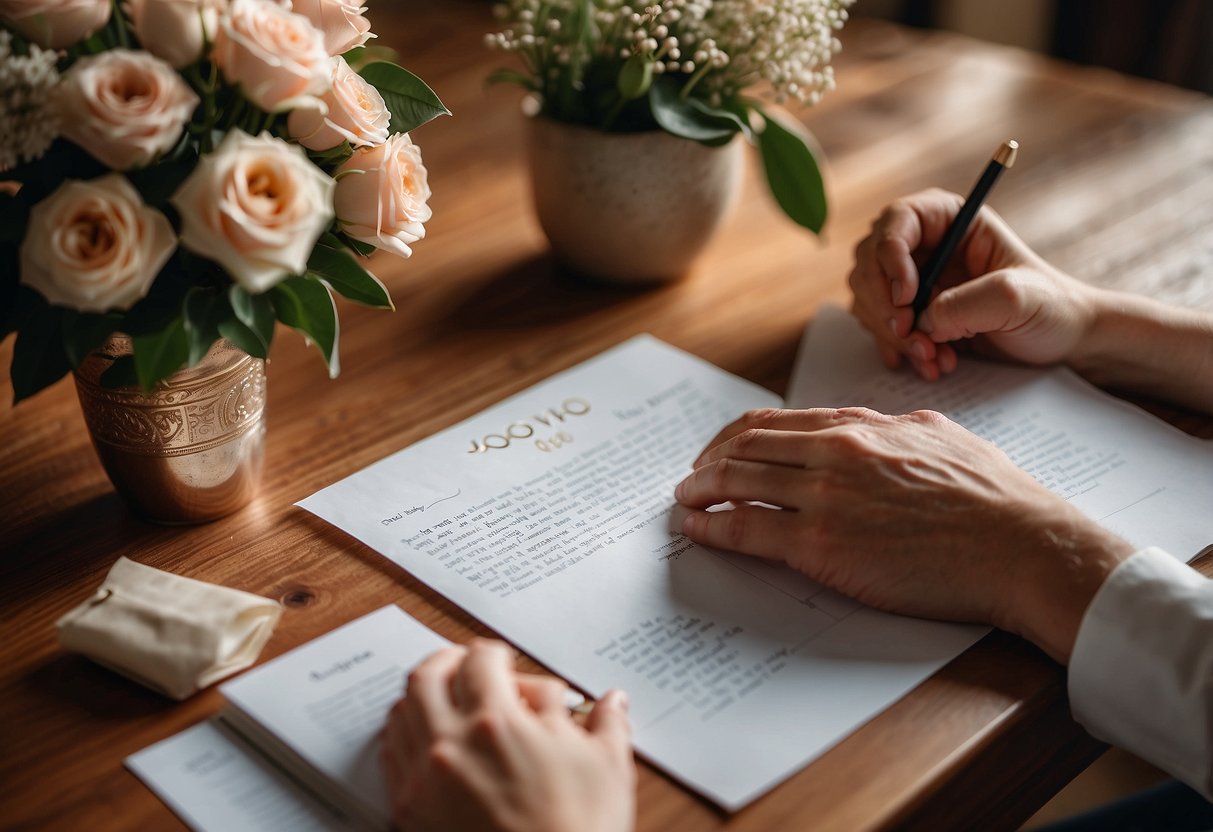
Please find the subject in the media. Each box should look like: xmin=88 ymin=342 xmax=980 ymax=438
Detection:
xmin=998 ymin=502 xmax=1134 ymax=664
xmin=1065 ymin=287 xmax=1213 ymax=411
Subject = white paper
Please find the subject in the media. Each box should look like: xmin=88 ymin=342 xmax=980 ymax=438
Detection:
xmin=125 ymin=720 xmax=356 ymax=832
xmin=127 ymin=606 xmax=451 ymax=832
xmin=297 ymin=336 xmax=988 ymax=810
xmin=789 ymin=306 xmax=1213 ymax=561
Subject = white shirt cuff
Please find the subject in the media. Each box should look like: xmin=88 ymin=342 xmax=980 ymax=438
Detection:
xmin=1068 ymin=546 xmax=1213 ymax=798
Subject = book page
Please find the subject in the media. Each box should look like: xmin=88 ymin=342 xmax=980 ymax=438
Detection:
xmin=125 ymin=719 xmax=358 ymax=832
xmin=789 ymin=306 xmax=1213 ymax=560
xmin=298 ymin=336 xmax=987 ymax=810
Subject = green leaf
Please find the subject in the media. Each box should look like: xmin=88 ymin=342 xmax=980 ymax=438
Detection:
xmin=227 ymin=285 xmax=276 ymax=352
xmin=648 ymin=76 xmax=742 ymax=144
xmin=486 ymin=68 xmax=537 ymax=90
xmin=271 ymin=276 xmax=340 ymax=377
xmin=61 ymin=312 xmax=120 ymax=368
xmin=183 ymin=288 xmax=224 ymax=364
xmin=132 ymin=318 xmax=190 ymax=392
xmin=11 ymin=305 xmax=71 ymax=404
xmin=756 ymin=107 xmax=827 ymax=235
xmin=617 ymin=54 xmax=654 ymax=101
xmin=359 ymin=62 xmax=450 ymax=135
xmin=308 ymin=245 xmax=393 ymax=309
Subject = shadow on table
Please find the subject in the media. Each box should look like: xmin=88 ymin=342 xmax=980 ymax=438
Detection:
xmin=432 ymin=252 xmax=660 ymax=333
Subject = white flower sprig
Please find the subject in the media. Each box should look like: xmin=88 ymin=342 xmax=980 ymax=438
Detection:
xmin=0 ymin=30 xmax=61 ymax=171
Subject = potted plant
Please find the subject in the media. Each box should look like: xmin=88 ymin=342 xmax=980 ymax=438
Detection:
xmin=486 ymin=0 xmax=854 ymax=283
xmin=0 ymin=0 xmax=448 ymax=522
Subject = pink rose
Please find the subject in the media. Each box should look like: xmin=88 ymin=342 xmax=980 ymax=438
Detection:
xmin=287 ymin=57 xmax=389 ymax=151
xmin=125 ymin=0 xmax=226 ymax=69
xmin=289 ymin=0 xmax=373 ymax=56
xmin=20 ymin=175 xmax=175 ymax=313
xmin=333 ymin=133 xmax=431 ymax=259
xmin=0 ymin=0 xmax=110 ymax=50
xmin=212 ymin=0 xmax=330 ymax=113
xmin=172 ymin=131 xmax=335 ymax=293
xmin=58 ymin=49 xmax=200 ymax=171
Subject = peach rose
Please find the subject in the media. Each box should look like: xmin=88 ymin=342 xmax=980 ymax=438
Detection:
xmin=333 ymin=133 xmax=431 ymax=259
xmin=212 ymin=0 xmax=330 ymax=113
xmin=287 ymin=57 xmax=389 ymax=151
xmin=289 ymin=0 xmax=373 ymax=56
xmin=58 ymin=49 xmax=200 ymax=171
xmin=0 ymin=0 xmax=110 ymax=50
xmin=126 ymin=0 xmax=226 ymax=69
xmin=172 ymin=131 xmax=335 ymax=293
xmin=20 ymin=175 xmax=175 ymax=313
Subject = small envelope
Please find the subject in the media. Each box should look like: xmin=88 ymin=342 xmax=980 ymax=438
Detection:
xmin=57 ymin=557 xmax=283 ymax=700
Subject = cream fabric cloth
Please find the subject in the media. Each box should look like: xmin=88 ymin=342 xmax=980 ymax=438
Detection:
xmin=57 ymin=557 xmax=283 ymax=700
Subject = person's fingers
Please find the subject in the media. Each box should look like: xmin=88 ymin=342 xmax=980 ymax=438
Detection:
xmin=404 ymin=647 xmax=465 ymax=739
xmin=680 ymin=503 xmax=804 ymax=560
xmin=586 ymin=689 xmax=632 ymax=763
xmin=937 ymin=343 xmax=958 ymax=374
xmin=694 ymin=408 xmax=875 ymax=467
xmin=454 ymin=639 xmax=517 ymax=712
xmin=874 ymin=230 xmax=917 ymax=307
xmin=694 ymin=428 xmax=830 ymax=470
xmin=675 ymin=458 xmax=812 ymax=510
xmin=917 ymin=269 xmax=1030 ymax=344
xmin=515 ymin=674 xmax=569 ymax=717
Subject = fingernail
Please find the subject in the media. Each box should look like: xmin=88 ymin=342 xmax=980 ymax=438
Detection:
xmin=888 ymin=317 xmax=899 ymax=337
xmin=681 ymin=512 xmax=698 ymax=536
xmin=911 ymin=341 xmax=928 ymax=360
xmin=674 ymin=478 xmax=686 ymax=500
xmin=614 ymin=690 xmax=630 ymax=711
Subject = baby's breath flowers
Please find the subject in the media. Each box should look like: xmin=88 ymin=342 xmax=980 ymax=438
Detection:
xmin=0 ymin=31 xmax=61 ymax=171
xmin=486 ymin=0 xmax=854 ymax=234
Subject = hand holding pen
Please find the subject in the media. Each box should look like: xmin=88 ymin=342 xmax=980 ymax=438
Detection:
xmin=845 ymin=145 xmax=1109 ymax=382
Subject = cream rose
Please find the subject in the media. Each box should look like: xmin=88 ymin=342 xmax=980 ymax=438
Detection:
xmin=126 ymin=0 xmax=226 ymax=69
xmin=212 ymin=0 xmax=330 ymax=113
xmin=58 ymin=49 xmax=200 ymax=171
xmin=172 ymin=131 xmax=335 ymax=293
xmin=0 ymin=0 xmax=110 ymax=50
xmin=287 ymin=57 xmax=389 ymax=151
xmin=333 ymin=133 xmax=432 ymax=259
xmin=289 ymin=0 xmax=373 ymax=56
xmin=20 ymin=175 xmax=175 ymax=313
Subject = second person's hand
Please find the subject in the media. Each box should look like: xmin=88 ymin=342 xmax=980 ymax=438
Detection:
xmin=848 ymin=188 xmax=1100 ymax=380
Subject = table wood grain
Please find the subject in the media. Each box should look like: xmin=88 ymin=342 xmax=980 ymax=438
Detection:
xmin=2 ymin=4 xmax=1211 ymax=830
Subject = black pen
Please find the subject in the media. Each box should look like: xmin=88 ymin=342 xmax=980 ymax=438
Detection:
xmin=911 ymin=140 xmax=1019 ymax=328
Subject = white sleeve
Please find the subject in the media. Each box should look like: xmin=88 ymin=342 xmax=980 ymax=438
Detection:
xmin=1068 ymin=546 xmax=1213 ymax=799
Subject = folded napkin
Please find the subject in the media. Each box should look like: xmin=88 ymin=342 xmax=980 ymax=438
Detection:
xmin=57 ymin=557 xmax=283 ymax=700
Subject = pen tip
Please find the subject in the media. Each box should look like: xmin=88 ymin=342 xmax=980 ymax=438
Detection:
xmin=995 ymin=140 xmax=1019 ymax=168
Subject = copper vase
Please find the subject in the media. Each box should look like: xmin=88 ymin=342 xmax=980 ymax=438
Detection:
xmin=73 ymin=336 xmax=267 ymax=524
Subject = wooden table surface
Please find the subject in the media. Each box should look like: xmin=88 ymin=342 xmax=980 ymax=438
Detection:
xmin=3 ymin=4 xmax=1211 ymax=830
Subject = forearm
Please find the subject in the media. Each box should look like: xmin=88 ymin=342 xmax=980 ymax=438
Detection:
xmin=1069 ymin=288 xmax=1213 ymax=414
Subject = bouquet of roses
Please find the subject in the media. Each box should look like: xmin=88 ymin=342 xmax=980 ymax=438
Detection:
xmin=487 ymin=0 xmax=853 ymax=234
xmin=0 ymin=0 xmax=447 ymax=403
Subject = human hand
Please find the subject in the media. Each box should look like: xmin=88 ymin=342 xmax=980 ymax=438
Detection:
xmin=848 ymin=188 xmax=1101 ymax=381
xmin=674 ymin=408 xmax=1134 ymax=663
xmin=381 ymin=640 xmax=635 ymax=832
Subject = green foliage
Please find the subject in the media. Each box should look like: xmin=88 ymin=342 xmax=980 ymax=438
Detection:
xmin=755 ymin=107 xmax=827 ymax=235
xmin=648 ymin=77 xmax=745 ymax=144
xmin=270 ymin=277 xmax=340 ymax=378
xmin=307 ymin=245 xmax=394 ymax=310
xmin=359 ymin=62 xmax=450 ymax=135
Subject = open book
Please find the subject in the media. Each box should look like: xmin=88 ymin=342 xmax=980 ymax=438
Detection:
xmin=127 ymin=606 xmax=449 ymax=832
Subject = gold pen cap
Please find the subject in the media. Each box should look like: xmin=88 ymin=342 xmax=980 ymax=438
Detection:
xmin=994 ymin=140 xmax=1019 ymax=168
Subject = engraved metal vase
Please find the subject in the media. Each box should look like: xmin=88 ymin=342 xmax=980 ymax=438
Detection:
xmin=73 ymin=335 xmax=267 ymax=524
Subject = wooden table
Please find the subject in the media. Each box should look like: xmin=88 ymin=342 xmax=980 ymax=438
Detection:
xmin=3 ymin=4 xmax=1211 ymax=830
